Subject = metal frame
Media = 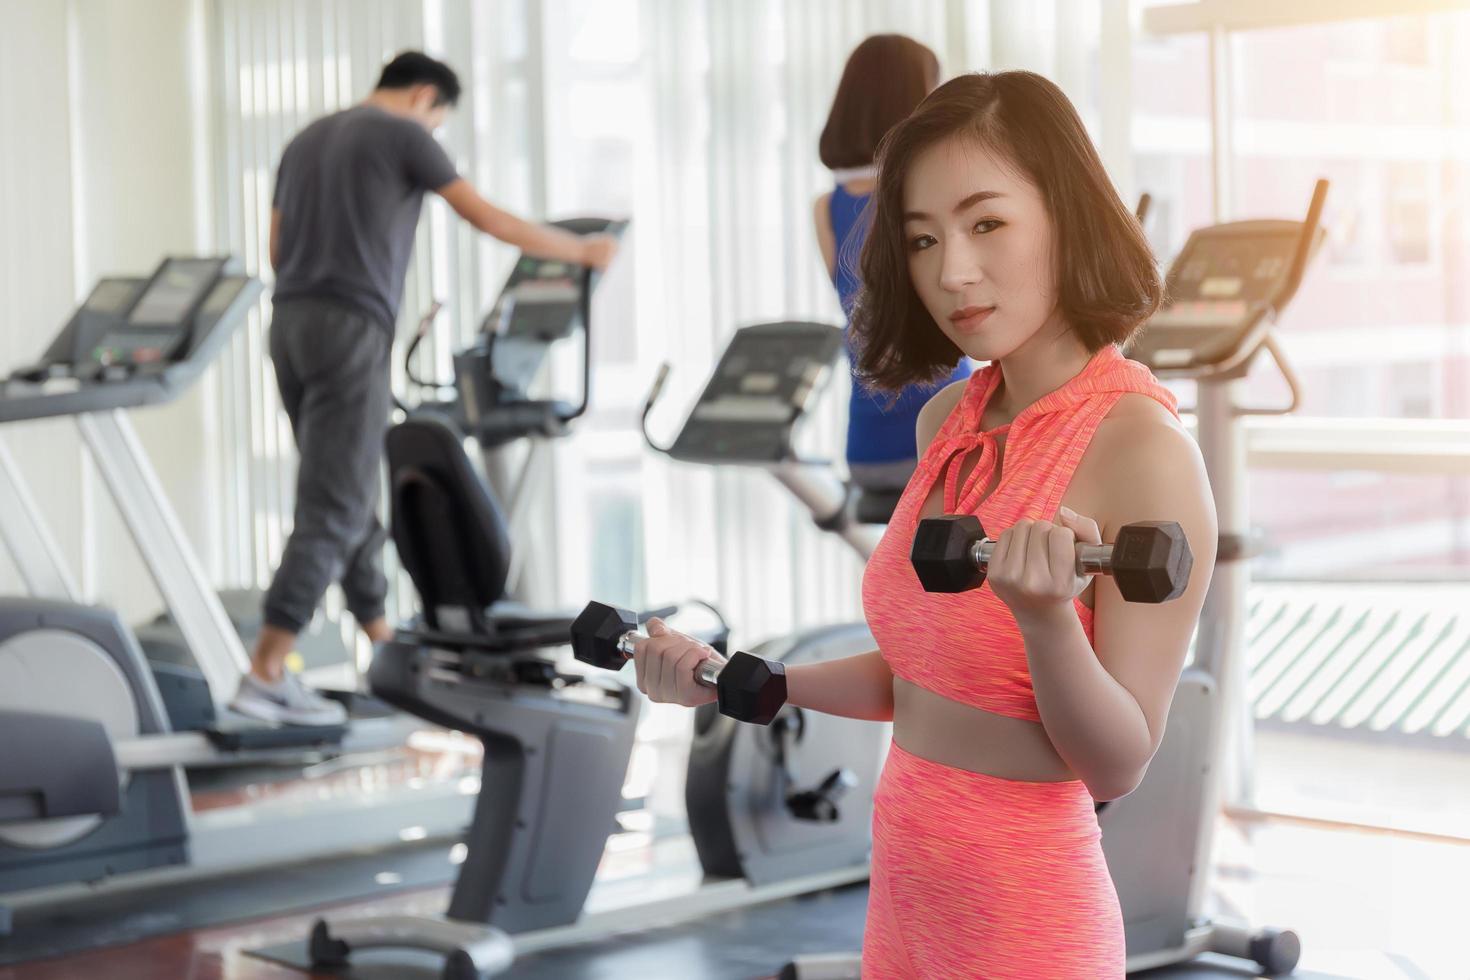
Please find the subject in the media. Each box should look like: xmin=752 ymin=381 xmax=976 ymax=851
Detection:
xmin=768 ymin=462 xmax=883 ymax=561
xmin=1242 ymin=417 xmax=1470 ymax=474
xmin=0 ymin=441 xmax=80 ymax=601
xmin=3 ymin=762 xmax=476 ymax=911
xmin=108 ymin=712 xmax=425 ymax=771
xmin=0 ymin=410 xmax=249 ymax=712
xmin=482 ymin=438 xmax=556 ymax=599
xmin=76 ymin=410 xmax=250 ymax=703
xmin=314 ymin=862 xmax=869 ymax=972
xmin=1145 ymin=0 xmax=1470 ymax=36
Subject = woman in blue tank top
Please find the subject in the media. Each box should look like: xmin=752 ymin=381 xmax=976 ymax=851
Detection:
xmin=814 ymin=35 xmax=972 ymax=493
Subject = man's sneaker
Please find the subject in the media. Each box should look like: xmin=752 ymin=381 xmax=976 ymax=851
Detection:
xmin=230 ymin=671 xmax=348 ymax=727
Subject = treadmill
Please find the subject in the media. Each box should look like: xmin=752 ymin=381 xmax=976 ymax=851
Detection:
xmin=0 ymin=258 xmax=474 ymax=918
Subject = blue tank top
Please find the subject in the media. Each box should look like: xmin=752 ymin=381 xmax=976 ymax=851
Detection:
xmin=828 ymin=183 xmax=971 ymax=466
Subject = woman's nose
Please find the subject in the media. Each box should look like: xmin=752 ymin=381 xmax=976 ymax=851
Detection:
xmin=938 ymin=242 xmax=982 ymax=293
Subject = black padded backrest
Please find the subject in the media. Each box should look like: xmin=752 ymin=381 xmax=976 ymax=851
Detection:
xmin=852 ymin=487 xmax=903 ymax=526
xmin=386 ymin=414 xmax=514 ymax=632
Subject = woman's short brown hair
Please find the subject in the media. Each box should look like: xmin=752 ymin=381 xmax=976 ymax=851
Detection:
xmin=851 ymin=71 xmax=1162 ymax=392
xmin=819 ymin=35 xmax=941 ymax=170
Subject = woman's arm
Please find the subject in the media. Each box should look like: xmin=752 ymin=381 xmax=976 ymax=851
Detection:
xmin=813 ymin=193 xmax=837 ymax=279
xmin=786 ymin=650 xmax=895 ymax=721
xmin=988 ymin=398 xmax=1218 ymax=800
xmin=769 ymin=379 xmax=971 ymax=722
xmin=632 ymin=623 xmax=895 ymax=722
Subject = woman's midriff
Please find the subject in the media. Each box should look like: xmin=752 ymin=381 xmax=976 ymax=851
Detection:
xmin=891 ymin=677 xmax=1078 ymax=782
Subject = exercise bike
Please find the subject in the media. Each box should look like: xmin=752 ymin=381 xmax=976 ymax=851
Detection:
xmin=298 ymin=225 xmax=880 ymax=980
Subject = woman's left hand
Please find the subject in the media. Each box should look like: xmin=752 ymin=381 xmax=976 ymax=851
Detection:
xmin=985 ymin=505 xmax=1102 ymax=625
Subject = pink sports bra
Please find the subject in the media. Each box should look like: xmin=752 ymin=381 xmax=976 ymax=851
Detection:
xmin=862 ymin=345 xmax=1179 ymax=722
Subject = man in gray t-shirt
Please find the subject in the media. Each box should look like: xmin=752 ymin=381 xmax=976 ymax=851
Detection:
xmin=232 ymin=51 xmax=617 ymax=726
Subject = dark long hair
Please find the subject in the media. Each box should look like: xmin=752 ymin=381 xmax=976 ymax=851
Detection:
xmin=818 ymin=35 xmax=941 ymax=170
xmin=850 ymin=71 xmax=1162 ymax=391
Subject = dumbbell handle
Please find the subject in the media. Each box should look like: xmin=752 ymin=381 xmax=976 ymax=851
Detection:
xmin=615 ymin=631 xmax=723 ymax=689
xmin=968 ymin=539 xmax=1116 ymax=577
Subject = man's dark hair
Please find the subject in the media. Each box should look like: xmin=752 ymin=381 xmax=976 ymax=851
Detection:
xmin=377 ymin=51 xmax=461 ymax=107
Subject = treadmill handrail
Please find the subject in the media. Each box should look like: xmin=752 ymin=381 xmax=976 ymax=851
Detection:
xmin=559 ymin=265 xmax=596 ymax=424
xmin=1234 ymin=334 xmax=1303 ymax=417
xmin=639 ymin=360 xmax=835 ymax=470
xmin=548 ymin=216 xmax=629 ymax=425
xmin=1265 ymin=178 xmax=1330 ymax=324
xmin=640 ymin=361 xmax=676 ymax=453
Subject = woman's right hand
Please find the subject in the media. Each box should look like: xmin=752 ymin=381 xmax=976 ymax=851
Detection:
xmin=630 ymin=617 xmax=722 ymax=708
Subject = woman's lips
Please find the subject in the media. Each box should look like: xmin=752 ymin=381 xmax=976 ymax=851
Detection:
xmin=949 ymin=305 xmax=995 ymax=334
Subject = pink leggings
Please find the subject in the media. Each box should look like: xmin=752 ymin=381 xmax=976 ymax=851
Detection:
xmin=862 ymin=741 xmax=1124 ymax=978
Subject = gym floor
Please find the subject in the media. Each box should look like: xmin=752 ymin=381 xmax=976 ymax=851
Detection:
xmin=2 ymin=810 xmax=1462 ymax=980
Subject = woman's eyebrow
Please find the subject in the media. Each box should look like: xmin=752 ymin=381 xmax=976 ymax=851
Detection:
xmin=902 ymin=190 xmax=1005 ymax=222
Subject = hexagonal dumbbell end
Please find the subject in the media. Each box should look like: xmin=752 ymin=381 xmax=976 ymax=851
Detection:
xmin=1111 ymin=521 xmax=1193 ymax=603
xmin=569 ymin=601 xmax=639 ymax=670
xmin=716 ymin=652 xmax=788 ymax=726
xmin=910 ymin=515 xmax=987 ymax=593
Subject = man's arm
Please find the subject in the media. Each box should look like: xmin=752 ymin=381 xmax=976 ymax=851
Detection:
xmin=436 ymin=178 xmax=613 ymax=267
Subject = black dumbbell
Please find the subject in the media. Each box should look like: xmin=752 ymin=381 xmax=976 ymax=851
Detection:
xmin=569 ymin=601 xmax=787 ymax=725
xmin=910 ymin=515 xmax=1193 ymax=603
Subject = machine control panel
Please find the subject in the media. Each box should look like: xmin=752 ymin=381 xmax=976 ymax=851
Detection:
xmin=668 ymin=321 xmax=844 ymax=464
xmin=90 ymin=258 xmax=231 ymax=369
xmin=1129 ymin=220 xmax=1317 ymax=373
xmin=1 ymin=257 xmax=260 ymax=422
xmin=452 ymin=218 xmax=627 ymax=441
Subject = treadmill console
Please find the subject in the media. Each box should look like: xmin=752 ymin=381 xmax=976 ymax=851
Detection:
xmin=1 ymin=257 xmax=260 ymax=421
xmin=24 ymin=278 xmax=149 ymax=380
xmin=489 ymin=255 xmax=584 ymax=340
xmin=668 ymin=321 xmax=843 ymax=464
xmin=481 ymin=217 xmax=629 ymax=341
xmin=453 ymin=217 xmax=627 ymax=442
xmin=92 ymin=257 xmax=231 ymax=368
xmin=1129 ymin=220 xmax=1323 ymax=374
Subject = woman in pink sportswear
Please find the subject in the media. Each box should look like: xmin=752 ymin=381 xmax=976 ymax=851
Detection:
xmin=633 ymin=71 xmax=1218 ymax=978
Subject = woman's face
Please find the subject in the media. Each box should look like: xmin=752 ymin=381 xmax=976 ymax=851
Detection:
xmin=902 ymin=136 xmax=1060 ymax=362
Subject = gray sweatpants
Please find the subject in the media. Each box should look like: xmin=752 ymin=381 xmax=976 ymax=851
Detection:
xmin=263 ymin=298 xmax=393 ymax=633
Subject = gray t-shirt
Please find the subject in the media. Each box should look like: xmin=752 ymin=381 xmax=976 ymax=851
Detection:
xmin=272 ymin=105 xmax=459 ymax=332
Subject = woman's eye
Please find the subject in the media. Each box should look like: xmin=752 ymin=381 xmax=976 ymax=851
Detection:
xmin=908 ymin=234 xmax=937 ymax=251
xmin=973 ymin=219 xmax=1002 ymax=235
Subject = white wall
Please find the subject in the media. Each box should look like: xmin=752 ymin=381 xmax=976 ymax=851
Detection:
xmin=0 ymin=1 xmax=86 ymax=596
xmin=0 ymin=0 xmax=216 ymax=620
xmin=70 ymin=0 xmax=215 ymax=620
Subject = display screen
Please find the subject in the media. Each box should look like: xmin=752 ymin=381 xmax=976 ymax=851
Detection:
xmin=197 ymin=277 xmax=247 ymax=319
xmin=85 ymin=279 xmax=142 ymax=314
xmin=127 ymin=258 xmax=223 ymax=327
xmin=1165 ymin=229 xmax=1297 ymax=306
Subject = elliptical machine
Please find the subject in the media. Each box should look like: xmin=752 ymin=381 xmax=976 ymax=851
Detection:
xmin=403 ymin=217 xmax=628 ymax=597
xmin=640 ymin=321 xmax=895 ymax=884
xmin=1106 ymin=179 xmax=1328 ymax=974
xmin=781 ymin=181 xmax=1330 ymax=979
